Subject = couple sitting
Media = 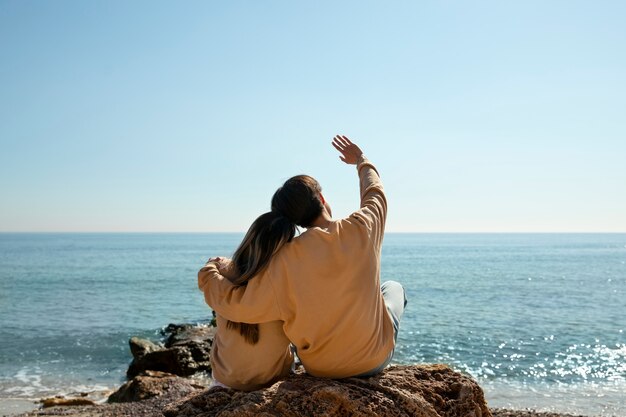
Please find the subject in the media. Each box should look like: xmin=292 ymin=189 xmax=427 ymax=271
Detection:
xmin=198 ymin=135 xmax=407 ymax=390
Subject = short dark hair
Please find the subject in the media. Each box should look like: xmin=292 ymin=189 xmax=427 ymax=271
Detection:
xmin=271 ymin=175 xmax=323 ymax=228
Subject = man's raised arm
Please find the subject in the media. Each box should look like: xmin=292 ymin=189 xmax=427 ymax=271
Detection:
xmin=333 ymin=135 xmax=387 ymax=243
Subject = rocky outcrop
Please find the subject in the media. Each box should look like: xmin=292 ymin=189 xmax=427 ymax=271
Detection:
xmin=108 ymin=370 xmax=204 ymax=403
xmin=126 ymin=323 xmax=215 ymax=378
xmin=164 ymin=364 xmax=492 ymax=417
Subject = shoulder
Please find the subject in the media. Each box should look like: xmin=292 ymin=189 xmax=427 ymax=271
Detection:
xmin=344 ymin=208 xmax=378 ymax=229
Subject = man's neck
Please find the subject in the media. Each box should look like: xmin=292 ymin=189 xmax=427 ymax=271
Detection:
xmin=309 ymin=210 xmax=334 ymax=229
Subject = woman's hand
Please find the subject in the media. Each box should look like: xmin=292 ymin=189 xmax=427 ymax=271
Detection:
xmin=207 ymin=257 xmax=238 ymax=280
xmin=332 ymin=135 xmax=363 ymax=165
xmin=208 ymin=256 xmax=231 ymax=271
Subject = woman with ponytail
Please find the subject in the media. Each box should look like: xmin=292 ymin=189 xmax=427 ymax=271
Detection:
xmin=200 ymin=135 xmax=406 ymax=379
xmin=205 ymin=211 xmax=294 ymax=390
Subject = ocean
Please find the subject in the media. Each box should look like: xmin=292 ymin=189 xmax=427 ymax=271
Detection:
xmin=0 ymin=233 xmax=624 ymax=416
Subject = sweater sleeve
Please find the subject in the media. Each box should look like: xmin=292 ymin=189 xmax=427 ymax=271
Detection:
xmin=198 ymin=262 xmax=282 ymax=324
xmin=349 ymin=155 xmax=388 ymax=245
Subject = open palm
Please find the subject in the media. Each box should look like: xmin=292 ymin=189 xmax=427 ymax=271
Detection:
xmin=332 ymin=135 xmax=363 ymax=165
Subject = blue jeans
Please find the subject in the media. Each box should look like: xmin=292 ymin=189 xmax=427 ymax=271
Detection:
xmin=356 ymin=280 xmax=407 ymax=377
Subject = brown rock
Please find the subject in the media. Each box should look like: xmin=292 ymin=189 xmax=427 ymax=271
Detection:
xmin=129 ymin=336 xmax=161 ymax=359
xmin=40 ymin=397 xmax=97 ymax=408
xmin=164 ymin=364 xmax=492 ymax=417
xmin=108 ymin=370 xmax=204 ymax=403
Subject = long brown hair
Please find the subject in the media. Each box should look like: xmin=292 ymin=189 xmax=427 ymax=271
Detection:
xmin=226 ymin=212 xmax=295 ymax=344
xmin=226 ymin=175 xmax=324 ymax=344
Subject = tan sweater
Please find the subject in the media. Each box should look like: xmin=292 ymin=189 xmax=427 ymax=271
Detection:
xmin=198 ymin=156 xmax=394 ymax=378
xmin=210 ymin=315 xmax=293 ymax=391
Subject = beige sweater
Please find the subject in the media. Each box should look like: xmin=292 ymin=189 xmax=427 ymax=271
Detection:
xmin=210 ymin=315 xmax=293 ymax=391
xmin=198 ymin=156 xmax=394 ymax=378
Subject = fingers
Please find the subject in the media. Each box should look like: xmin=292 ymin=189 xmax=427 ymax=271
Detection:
xmin=332 ymin=135 xmax=351 ymax=152
xmin=332 ymin=136 xmax=345 ymax=150
xmin=335 ymin=135 xmax=350 ymax=148
xmin=332 ymin=134 xmax=359 ymax=163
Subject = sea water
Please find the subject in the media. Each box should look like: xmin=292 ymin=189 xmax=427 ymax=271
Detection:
xmin=0 ymin=233 xmax=624 ymax=416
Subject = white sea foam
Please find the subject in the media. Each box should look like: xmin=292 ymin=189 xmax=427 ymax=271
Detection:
xmin=2 ymin=368 xmax=47 ymax=398
xmin=1 ymin=366 xmax=113 ymax=402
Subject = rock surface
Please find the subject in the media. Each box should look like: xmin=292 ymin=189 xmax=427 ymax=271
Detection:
xmin=108 ymin=370 xmax=204 ymax=403
xmin=164 ymin=364 xmax=492 ymax=417
xmin=40 ymin=397 xmax=97 ymax=408
xmin=128 ymin=336 xmax=160 ymax=358
xmin=126 ymin=323 xmax=215 ymax=378
xmin=162 ymin=323 xmax=215 ymax=348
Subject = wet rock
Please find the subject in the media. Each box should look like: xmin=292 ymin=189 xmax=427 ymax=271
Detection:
xmin=162 ymin=323 xmax=216 ymax=348
xmin=126 ymin=323 xmax=215 ymax=378
xmin=108 ymin=371 xmax=204 ymax=403
xmin=164 ymin=364 xmax=492 ymax=417
xmin=129 ymin=336 xmax=161 ymax=358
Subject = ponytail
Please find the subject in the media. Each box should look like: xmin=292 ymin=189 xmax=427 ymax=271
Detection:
xmin=226 ymin=211 xmax=296 ymax=344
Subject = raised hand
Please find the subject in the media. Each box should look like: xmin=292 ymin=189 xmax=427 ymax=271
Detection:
xmin=332 ymin=135 xmax=363 ymax=165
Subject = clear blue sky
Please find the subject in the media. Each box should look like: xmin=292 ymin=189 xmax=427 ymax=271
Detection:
xmin=1 ymin=1 xmax=625 ymax=232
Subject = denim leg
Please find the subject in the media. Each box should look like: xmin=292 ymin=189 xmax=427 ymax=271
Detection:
xmin=381 ymin=280 xmax=407 ymax=343
xmin=355 ymin=281 xmax=407 ymax=377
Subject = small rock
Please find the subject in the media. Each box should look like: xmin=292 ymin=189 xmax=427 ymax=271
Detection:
xmin=40 ymin=397 xmax=97 ymax=408
xmin=129 ymin=336 xmax=161 ymax=359
xmin=108 ymin=371 xmax=204 ymax=403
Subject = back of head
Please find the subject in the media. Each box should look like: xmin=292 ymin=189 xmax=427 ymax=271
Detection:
xmin=271 ymin=175 xmax=323 ymax=228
